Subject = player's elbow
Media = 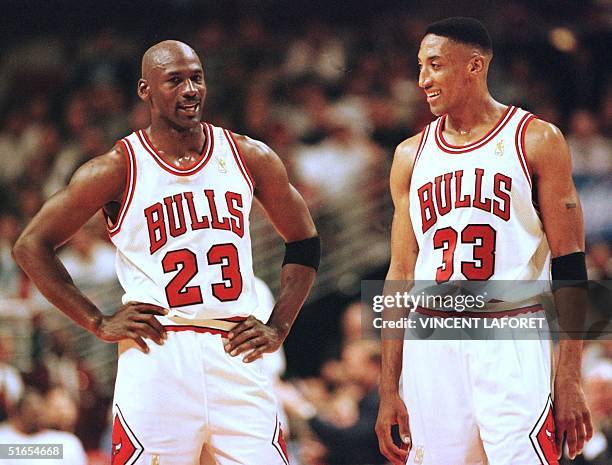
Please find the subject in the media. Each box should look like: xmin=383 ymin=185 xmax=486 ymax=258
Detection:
xmin=12 ymin=232 xmax=41 ymax=269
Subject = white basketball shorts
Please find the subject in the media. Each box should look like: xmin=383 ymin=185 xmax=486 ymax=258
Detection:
xmin=401 ymin=313 xmax=559 ymax=465
xmin=111 ymin=324 xmax=289 ymax=465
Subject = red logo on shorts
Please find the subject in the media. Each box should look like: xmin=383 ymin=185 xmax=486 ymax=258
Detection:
xmin=112 ymin=406 xmax=144 ymax=465
xmin=530 ymin=397 xmax=559 ymax=465
xmin=272 ymin=417 xmax=290 ymax=465
xmin=278 ymin=427 xmax=289 ymax=460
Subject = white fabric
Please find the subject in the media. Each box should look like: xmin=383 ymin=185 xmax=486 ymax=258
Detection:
xmin=402 ymin=332 xmax=555 ymax=465
xmin=112 ymin=332 xmax=289 ymax=465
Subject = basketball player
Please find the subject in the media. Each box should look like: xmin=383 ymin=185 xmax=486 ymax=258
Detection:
xmin=13 ymin=40 xmax=320 ymax=464
xmin=375 ymin=18 xmax=592 ymax=465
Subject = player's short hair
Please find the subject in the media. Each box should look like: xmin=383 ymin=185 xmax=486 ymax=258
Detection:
xmin=425 ymin=17 xmax=492 ymax=53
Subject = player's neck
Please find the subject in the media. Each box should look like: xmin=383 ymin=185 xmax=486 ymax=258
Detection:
xmin=146 ymin=120 xmax=205 ymax=158
xmin=445 ymin=95 xmax=505 ymax=137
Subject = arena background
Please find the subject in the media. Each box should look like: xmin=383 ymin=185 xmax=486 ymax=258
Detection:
xmin=0 ymin=1 xmax=610 ymax=463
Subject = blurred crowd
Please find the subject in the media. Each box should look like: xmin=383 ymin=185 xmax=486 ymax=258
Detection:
xmin=0 ymin=1 xmax=611 ymax=463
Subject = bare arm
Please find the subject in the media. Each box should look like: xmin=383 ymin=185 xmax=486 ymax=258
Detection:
xmin=225 ymin=134 xmax=318 ymax=362
xmin=375 ymin=134 xmax=421 ymax=465
xmin=13 ymin=147 xmax=167 ymax=352
xmin=526 ymin=119 xmax=593 ymax=459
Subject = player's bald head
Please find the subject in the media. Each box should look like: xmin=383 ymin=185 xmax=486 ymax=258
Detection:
xmin=141 ymin=40 xmax=201 ymax=80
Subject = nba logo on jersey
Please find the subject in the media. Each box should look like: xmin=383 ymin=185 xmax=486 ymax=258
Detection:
xmin=414 ymin=445 xmax=425 ymax=464
xmin=494 ymin=139 xmax=504 ymax=157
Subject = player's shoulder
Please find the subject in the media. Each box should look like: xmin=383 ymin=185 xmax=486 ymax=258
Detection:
xmin=393 ymin=130 xmax=427 ymax=167
xmin=71 ymin=144 xmax=126 ymax=184
xmin=522 ymin=117 xmax=571 ymax=174
xmin=221 ymin=129 xmax=283 ymax=189
xmin=524 ymin=117 xmax=565 ymax=146
xmin=523 ymin=117 xmax=568 ymax=159
xmin=230 ymin=131 xmax=275 ymax=159
xmin=65 ymin=144 xmax=128 ymax=204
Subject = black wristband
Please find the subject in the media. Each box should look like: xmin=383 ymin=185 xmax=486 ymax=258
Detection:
xmin=551 ymin=252 xmax=588 ymax=291
xmin=282 ymin=236 xmax=321 ymax=271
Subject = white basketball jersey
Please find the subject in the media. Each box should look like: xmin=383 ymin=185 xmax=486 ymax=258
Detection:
xmin=107 ymin=123 xmax=263 ymax=321
xmin=409 ymin=106 xmax=550 ymax=283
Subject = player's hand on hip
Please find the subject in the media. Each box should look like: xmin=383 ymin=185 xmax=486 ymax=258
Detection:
xmin=224 ymin=316 xmax=282 ymax=363
xmin=96 ymin=302 xmax=168 ymax=353
xmin=553 ymin=373 xmax=593 ymax=460
xmin=375 ymin=391 xmax=410 ymax=465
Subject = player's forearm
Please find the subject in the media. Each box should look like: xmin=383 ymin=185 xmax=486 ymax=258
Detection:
xmin=379 ymin=266 xmax=412 ymax=396
xmin=12 ymin=237 xmax=103 ymax=333
xmin=556 ymin=341 xmax=583 ymax=379
xmin=553 ymin=287 xmax=588 ymax=379
xmin=267 ymin=263 xmax=316 ymax=341
xmin=380 ymin=338 xmax=404 ymax=396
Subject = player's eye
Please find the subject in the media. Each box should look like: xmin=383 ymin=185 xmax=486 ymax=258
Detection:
xmin=432 ymin=63 xmax=441 ymax=69
xmin=192 ymin=74 xmax=203 ymax=83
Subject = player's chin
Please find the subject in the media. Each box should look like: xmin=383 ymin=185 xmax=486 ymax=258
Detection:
xmin=174 ymin=113 xmax=202 ymax=127
xmin=428 ymin=101 xmax=446 ymax=117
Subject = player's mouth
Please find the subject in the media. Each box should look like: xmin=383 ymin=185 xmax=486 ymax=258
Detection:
xmin=426 ymin=90 xmax=441 ymax=103
xmin=177 ymin=102 xmax=200 ymax=115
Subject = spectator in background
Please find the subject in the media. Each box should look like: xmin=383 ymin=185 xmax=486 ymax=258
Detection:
xmin=283 ymin=19 xmax=348 ymax=85
xmin=293 ymin=116 xmax=385 ymax=245
xmin=89 ymin=82 xmax=130 ymax=144
xmin=0 ymin=109 xmax=43 ymax=186
xmin=320 ymin=300 xmax=372 ymax=366
xmin=0 ymin=331 xmax=23 ymax=422
xmin=0 ymin=212 xmax=24 ymax=298
xmin=285 ymin=340 xmax=386 ymax=465
xmin=568 ymin=109 xmax=612 ymax=176
xmin=44 ymin=125 xmax=109 ymax=199
xmin=0 ymin=387 xmax=86 ymax=465
xmin=69 ymin=28 xmax=135 ymax=92
xmin=28 ymin=324 xmax=103 ymax=410
xmin=600 ymin=87 xmax=612 ymax=139
xmin=41 ymin=386 xmax=79 ymax=433
xmin=58 ymin=220 xmax=117 ymax=292
xmin=20 ymin=125 xmax=62 ymax=191
xmin=566 ymin=360 xmax=612 ymax=465
xmin=587 ymin=242 xmax=612 ymax=280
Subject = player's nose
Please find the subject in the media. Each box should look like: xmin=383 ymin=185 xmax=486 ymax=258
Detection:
xmin=418 ymin=69 xmax=431 ymax=89
xmin=182 ymin=79 xmax=197 ymax=97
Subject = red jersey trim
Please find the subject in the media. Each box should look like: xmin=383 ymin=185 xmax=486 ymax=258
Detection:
xmin=415 ymin=304 xmax=543 ymax=319
xmin=136 ymin=122 xmax=214 ymax=176
xmin=435 ymin=106 xmax=517 ymax=154
xmin=411 ymin=124 xmax=430 ymax=171
xmin=515 ymin=113 xmax=536 ymax=187
xmin=108 ymin=138 xmax=137 ymax=237
xmin=224 ymin=129 xmax=255 ymax=195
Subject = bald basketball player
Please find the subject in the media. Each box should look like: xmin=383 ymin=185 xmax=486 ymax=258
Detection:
xmin=375 ymin=18 xmax=592 ymax=465
xmin=14 ymin=40 xmax=320 ymax=464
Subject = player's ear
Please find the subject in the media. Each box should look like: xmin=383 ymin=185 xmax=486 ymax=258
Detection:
xmin=468 ymin=53 xmax=486 ymax=75
xmin=137 ymin=78 xmax=150 ymax=102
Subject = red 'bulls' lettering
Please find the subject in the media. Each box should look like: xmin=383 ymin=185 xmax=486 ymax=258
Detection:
xmin=418 ymin=168 xmax=512 ymax=233
xmin=145 ymin=190 xmax=245 ymax=254
xmin=145 ymin=203 xmax=167 ymax=254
